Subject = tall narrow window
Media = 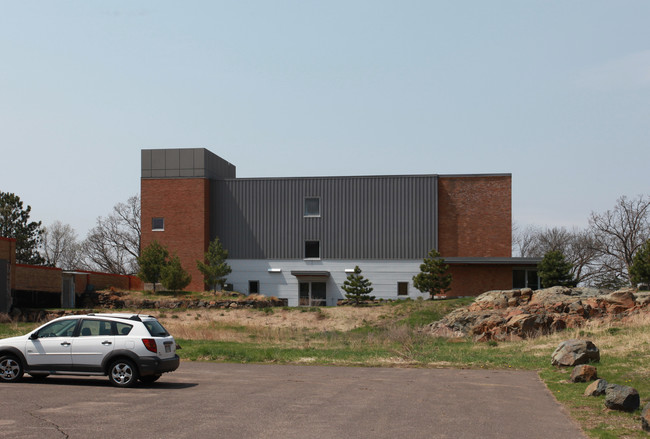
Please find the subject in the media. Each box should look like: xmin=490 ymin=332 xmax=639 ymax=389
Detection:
xmin=249 ymin=280 xmax=259 ymax=295
xmin=304 ymin=197 xmax=320 ymax=217
xmin=305 ymin=241 xmax=320 ymax=259
xmin=152 ymin=217 xmax=164 ymax=231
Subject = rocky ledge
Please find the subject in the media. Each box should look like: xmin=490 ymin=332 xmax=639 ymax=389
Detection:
xmin=423 ymin=286 xmax=650 ymax=341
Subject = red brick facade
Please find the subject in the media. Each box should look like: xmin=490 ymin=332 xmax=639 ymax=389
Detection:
xmin=446 ymin=264 xmax=512 ymax=298
xmin=438 ymin=175 xmax=511 ymax=258
xmin=0 ymin=237 xmax=16 ymax=290
xmin=15 ymin=264 xmax=63 ymax=293
xmin=141 ymin=178 xmax=210 ymax=291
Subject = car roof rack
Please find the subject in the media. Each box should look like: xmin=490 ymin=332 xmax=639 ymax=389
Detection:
xmin=83 ymin=313 xmax=145 ymax=322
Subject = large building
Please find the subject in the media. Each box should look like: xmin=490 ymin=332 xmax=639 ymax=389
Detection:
xmin=141 ymin=148 xmax=539 ymax=306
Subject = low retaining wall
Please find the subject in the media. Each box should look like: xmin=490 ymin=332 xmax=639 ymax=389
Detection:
xmin=78 ymin=290 xmax=288 ymax=311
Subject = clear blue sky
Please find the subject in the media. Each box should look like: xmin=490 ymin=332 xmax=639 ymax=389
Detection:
xmin=1 ymin=1 xmax=649 ymax=238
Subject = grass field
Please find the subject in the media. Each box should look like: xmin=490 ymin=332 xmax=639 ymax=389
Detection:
xmin=2 ymin=298 xmax=649 ymax=438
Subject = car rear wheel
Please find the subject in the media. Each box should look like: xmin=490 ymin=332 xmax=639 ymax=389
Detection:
xmin=108 ymin=359 xmax=139 ymax=388
xmin=0 ymin=355 xmax=24 ymax=383
xmin=139 ymin=374 xmax=161 ymax=384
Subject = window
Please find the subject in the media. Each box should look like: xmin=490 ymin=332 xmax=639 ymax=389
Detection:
xmin=305 ymin=241 xmax=320 ymax=259
xmin=249 ymin=280 xmax=259 ymax=295
xmin=397 ymin=282 xmax=409 ymax=296
xmin=144 ymin=320 xmax=170 ymax=337
xmin=115 ymin=322 xmax=133 ymax=336
xmin=513 ymin=269 xmax=540 ymax=290
xmin=35 ymin=319 xmax=78 ymax=338
xmin=299 ymin=282 xmax=327 ymax=306
xmin=152 ymin=217 xmax=164 ymax=231
xmin=304 ymin=197 xmax=320 ymax=217
xmin=79 ymin=320 xmax=112 ymax=336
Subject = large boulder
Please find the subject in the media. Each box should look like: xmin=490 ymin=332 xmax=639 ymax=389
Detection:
xmin=642 ymin=403 xmax=650 ymax=431
xmin=570 ymin=365 xmax=598 ymax=383
xmin=605 ymin=384 xmax=640 ymax=412
xmin=584 ymin=379 xmax=608 ymax=397
xmin=551 ymin=339 xmax=600 ymax=366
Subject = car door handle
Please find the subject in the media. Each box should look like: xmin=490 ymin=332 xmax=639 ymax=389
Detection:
xmin=102 ymin=341 xmax=112 ymax=345
xmin=60 ymin=342 xmax=71 ymax=347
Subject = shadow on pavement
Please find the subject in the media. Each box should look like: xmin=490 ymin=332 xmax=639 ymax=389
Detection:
xmin=20 ymin=376 xmax=198 ymax=389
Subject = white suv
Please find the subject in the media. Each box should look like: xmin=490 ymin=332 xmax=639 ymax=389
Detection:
xmin=0 ymin=313 xmax=180 ymax=387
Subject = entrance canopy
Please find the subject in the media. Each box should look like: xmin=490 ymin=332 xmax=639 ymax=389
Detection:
xmin=290 ymin=270 xmax=330 ymax=278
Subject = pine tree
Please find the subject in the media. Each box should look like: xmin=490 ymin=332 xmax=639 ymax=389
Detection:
xmin=161 ymin=254 xmax=192 ymax=292
xmin=538 ymin=250 xmax=576 ymax=288
xmin=0 ymin=191 xmax=44 ymax=265
xmin=341 ymin=265 xmax=375 ymax=306
xmin=197 ymin=237 xmax=232 ymax=293
xmin=630 ymin=240 xmax=650 ymax=288
xmin=137 ymin=241 xmax=169 ymax=292
xmin=412 ymin=249 xmax=452 ymax=299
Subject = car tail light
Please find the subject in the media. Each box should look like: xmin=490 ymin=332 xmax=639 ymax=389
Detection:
xmin=142 ymin=338 xmax=157 ymax=353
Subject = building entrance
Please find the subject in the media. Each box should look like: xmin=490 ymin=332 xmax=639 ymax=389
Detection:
xmin=299 ymin=282 xmax=326 ymax=306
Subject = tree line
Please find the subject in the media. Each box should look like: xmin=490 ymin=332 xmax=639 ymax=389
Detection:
xmin=514 ymin=194 xmax=650 ymax=288
xmin=0 ymin=191 xmax=140 ymax=274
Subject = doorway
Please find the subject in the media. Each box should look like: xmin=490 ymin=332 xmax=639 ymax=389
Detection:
xmin=299 ymin=281 xmax=326 ymax=306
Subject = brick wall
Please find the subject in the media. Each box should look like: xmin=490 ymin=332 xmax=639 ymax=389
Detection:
xmin=14 ymin=264 xmax=141 ymax=295
xmin=438 ymin=175 xmax=511 ymax=258
xmin=446 ymin=264 xmax=513 ymax=297
xmin=0 ymin=237 xmax=16 ymax=289
xmin=141 ymin=178 xmax=210 ymax=291
xmin=15 ymin=264 xmax=62 ymax=293
xmin=72 ymin=271 xmax=143 ymax=293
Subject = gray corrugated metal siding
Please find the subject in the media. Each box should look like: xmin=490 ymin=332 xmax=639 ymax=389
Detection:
xmin=212 ymin=175 xmax=438 ymax=259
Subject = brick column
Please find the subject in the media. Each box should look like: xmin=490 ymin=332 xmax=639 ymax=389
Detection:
xmin=141 ymin=178 xmax=210 ymax=291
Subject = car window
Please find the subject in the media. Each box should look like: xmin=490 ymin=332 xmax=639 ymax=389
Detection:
xmin=79 ymin=320 xmax=113 ymax=336
xmin=114 ymin=322 xmax=133 ymax=336
xmin=143 ymin=320 xmax=169 ymax=337
xmin=36 ymin=320 xmax=77 ymax=338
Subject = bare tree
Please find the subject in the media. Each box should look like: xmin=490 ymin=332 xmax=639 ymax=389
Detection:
xmin=513 ymin=225 xmax=599 ymax=285
xmin=589 ymin=195 xmax=650 ymax=287
xmin=80 ymin=195 xmax=141 ymax=275
xmin=512 ymin=223 xmax=540 ymax=258
xmin=41 ymin=221 xmax=82 ymax=270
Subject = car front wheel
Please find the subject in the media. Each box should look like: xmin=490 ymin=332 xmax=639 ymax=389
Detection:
xmin=108 ymin=359 xmax=139 ymax=388
xmin=0 ymin=355 xmax=24 ymax=383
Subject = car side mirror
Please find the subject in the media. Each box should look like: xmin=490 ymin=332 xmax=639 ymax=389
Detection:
xmin=29 ymin=332 xmax=39 ymax=340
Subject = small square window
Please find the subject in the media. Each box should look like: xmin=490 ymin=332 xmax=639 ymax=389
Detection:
xmin=249 ymin=281 xmax=259 ymax=295
xmin=152 ymin=217 xmax=164 ymax=231
xmin=304 ymin=197 xmax=320 ymax=217
xmin=305 ymin=241 xmax=320 ymax=259
xmin=397 ymin=282 xmax=409 ymax=296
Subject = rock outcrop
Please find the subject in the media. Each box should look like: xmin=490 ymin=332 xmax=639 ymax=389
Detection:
xmin=424 ymin=287 xmax=649 ymax=341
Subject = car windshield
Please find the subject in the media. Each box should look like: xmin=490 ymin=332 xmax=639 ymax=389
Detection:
xmin=143 ymin=320 xmax=169 ymax=337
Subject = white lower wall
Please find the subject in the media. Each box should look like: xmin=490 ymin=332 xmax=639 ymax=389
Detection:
xmin=227 ymin=259 xmax=427 ymax=306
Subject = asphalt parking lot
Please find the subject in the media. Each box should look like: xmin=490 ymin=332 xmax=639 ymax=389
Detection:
xmin=0 ymin=362 xmax=585 ymax=439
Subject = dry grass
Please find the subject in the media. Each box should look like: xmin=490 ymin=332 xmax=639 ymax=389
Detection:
xmin=157 ymin=306 xmax=390 ymax=342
